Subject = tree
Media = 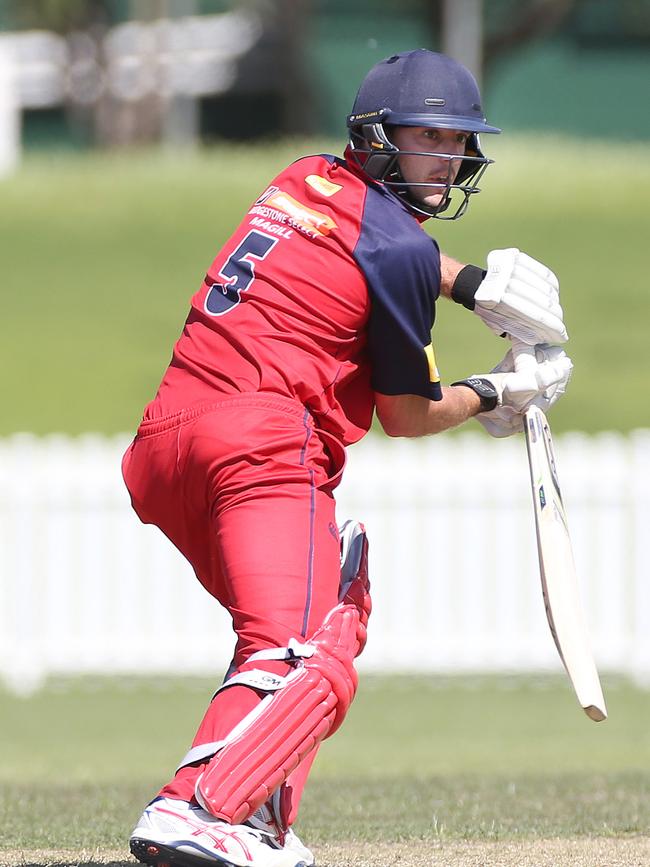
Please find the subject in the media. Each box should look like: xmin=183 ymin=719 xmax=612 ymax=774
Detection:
xmin=482 ymin=0 xmax=578 ymax=71
xmin=9 ymin=0 xmax=108 ymax=33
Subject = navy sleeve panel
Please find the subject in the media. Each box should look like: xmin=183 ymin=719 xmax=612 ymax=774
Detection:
xmin=353 ymin=186 xmax=443 ymax=401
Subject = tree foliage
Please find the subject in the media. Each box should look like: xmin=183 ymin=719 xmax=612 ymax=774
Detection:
xmin=9 ymin=0 xmax=108 ymax=33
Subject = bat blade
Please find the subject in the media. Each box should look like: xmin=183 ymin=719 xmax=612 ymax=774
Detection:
xmin=523 ymin=404 xmax=607 ymax=722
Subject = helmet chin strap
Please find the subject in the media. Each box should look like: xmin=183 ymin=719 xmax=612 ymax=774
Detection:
xmin=392 ymin=172 xmax=484 ymax=221
xmin=392 ymin=184 xmax=452 ymax=218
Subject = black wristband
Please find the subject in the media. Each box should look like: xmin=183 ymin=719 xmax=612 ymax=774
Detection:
xmin=451 ymin=264 xmax=486 ymax=311
xmin=451 ymin=377 xmax=499 ymax=412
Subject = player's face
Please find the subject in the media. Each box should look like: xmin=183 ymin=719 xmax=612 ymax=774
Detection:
xmin=390 ymin=126 xmax=469 ymax=209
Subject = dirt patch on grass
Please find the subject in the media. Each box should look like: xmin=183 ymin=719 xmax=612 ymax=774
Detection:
xmin=319 ymin=837 xmax=650 ymax=866
xmin=0 ymin=851 xmax=128 ymax=867
xmin=1 ymin=838 xmax=649 ymax=867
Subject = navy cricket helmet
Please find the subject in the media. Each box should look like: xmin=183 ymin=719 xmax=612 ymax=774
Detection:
xmin=347 ymin=49 xmax=501 ymax=219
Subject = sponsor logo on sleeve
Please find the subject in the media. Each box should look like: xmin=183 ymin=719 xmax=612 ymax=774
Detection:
xmin=424 ymin=343 xmax=440 ymax=383
xmin=305 ymin=174 xmax=343 ymax=197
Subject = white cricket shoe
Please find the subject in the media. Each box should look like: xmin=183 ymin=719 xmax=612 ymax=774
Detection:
xmin=247 ymin=802 xmax=315 ymax=867
xmin=130 ymin=797 xmax=310 ymax=867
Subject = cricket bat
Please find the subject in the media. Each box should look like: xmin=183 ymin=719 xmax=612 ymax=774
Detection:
xmin=515 ymin=345 xmax=607 ymax=722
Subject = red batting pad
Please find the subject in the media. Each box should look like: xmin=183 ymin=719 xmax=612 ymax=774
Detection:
xmin=197 ymin=602 xmax=364 ymax=823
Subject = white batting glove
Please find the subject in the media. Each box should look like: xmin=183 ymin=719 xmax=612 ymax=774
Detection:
xmin=474 ymin=249 xmax=568 ymax=346
xmin=456 ymin=345 xmax=573 ymax=438
xmin=475 ymin=404 xmax=524 ymax=438
xmin=487 ymin=344 xmax=573 ymax=413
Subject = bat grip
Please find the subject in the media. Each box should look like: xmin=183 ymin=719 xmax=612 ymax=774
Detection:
xmin=511 ymin=337 xmax=537 ymax=373
xmin=511 ymin=338 xmax=539 ymax=423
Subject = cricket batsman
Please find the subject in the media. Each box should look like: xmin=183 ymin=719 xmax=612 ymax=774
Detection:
xmin=122 ymin=49 xmax=572 ymax=867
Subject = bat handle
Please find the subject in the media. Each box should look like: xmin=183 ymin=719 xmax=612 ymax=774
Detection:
xmin=511 ymin=337 xmax=537 ymax=373
xmin=510 ymin=338 xmax=539 ymax=423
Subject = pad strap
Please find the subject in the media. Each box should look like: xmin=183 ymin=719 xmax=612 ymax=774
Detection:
xmin=175 ymin=668 xmax=293 ymax=770
xmin=178 ymin=740 xmax=227 ymax=770
xmin=217 ymin=668 xmax=291 ymax=693
xmin=247 ymin=639 xmax=315 ymax=662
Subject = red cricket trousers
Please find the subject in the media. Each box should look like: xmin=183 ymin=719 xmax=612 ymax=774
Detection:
xmin=122 ymin=393 xmax=347 ymax=824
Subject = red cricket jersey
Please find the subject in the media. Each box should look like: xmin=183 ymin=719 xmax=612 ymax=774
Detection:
xmin=144 ymin=152 xmax=442 ymax=446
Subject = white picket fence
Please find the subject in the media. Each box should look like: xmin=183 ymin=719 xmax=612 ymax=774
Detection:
xmin=1 ymin=430 xmax=649 ymax=694
xmin=0 ymin=10 xmax=262 ymax=175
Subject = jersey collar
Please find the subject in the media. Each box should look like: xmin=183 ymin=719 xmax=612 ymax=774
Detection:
xmin=342 ymin=145 xmax=430 ymax=224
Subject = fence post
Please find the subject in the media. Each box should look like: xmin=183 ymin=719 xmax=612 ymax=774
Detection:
xmin=442 ymin=0 xmax=484 ymax=84
xmin=0 ymin=43 xmax=20 ymax=177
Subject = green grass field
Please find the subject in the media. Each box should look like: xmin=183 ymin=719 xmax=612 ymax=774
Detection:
xmin=1 ymin=675 xmax=648 ymax=865
xmin=2 ymin=135 xmax=650 ymax=436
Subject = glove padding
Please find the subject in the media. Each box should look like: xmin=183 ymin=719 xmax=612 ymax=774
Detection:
xmin=474 ymin=249 xmax=568 ymax=346
xmin=475 ymin=344 xmax=573 ymax=438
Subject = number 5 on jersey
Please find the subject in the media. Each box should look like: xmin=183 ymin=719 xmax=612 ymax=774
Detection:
xmin=205 ymin=230 xmax=277 ymax=316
